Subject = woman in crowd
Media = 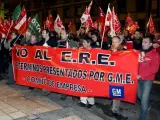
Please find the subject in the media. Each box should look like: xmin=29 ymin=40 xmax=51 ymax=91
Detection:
xmin=77 ymin=37 xmax=95 ymax=108
xmin=28 ymin=34 xmax=38 ymax=46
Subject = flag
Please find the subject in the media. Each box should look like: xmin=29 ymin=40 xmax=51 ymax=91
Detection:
xmin=12 ymin=3 xmax=21 ymax=21
xmin=45 ymin=17 xmax=50 ymax=29
xmin=68 ymin=21 xmax=72 ymax=30
xmin=87 ymin=1 xmax=93 ymax=13
xmin=0 ymin=18 xmax=7 ymax=35
xmin=0 ymin=25 xmax=7 ymax=35
xmin=49 ymin=13 xmax=54 ymax=31
xmin=45 ymin=13 xmax=54 ymax=31
xmin=125 ymin=13 xmax=134 ymax=30
xmin=54 ymin=14 xmax=65 ymax=34
xmin=125 ymin=13 xmax=134 ymax=28
xmin=14 ymin=6 xmax=27 ymax=35
xmin=128 ymin=22 xmax=139 ymax=34
xmin=125 ymin=13 xmax=139 ymax=34
xmin=5 ymin=18 xmax=12 ymax=30
xmin=96 ymin=7 xmax=105 ymax=33
xmin=92 ymin=21 xmax=98 ymax=29
xmin=29 ymin=14 xmax=41 ymax=37
xmin=105 ymin=4 xmax=112 ymax=27
xmin=111 ymin=7 xmax=121 ymax=33
xmin=80 ymin=1 xmax=93 ymax=24
xmin=147 ymin=15 xmax=155 ymax=35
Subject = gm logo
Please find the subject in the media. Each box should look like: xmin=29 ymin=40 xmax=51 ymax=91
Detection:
xmin=109 ymin=86 xmax=124 ymax=98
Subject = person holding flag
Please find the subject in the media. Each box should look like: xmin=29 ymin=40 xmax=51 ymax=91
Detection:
xmin=5 ymin=32 xmax=21 ymax=85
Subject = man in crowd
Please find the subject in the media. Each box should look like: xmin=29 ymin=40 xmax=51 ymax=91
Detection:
xmin=4 ymin=32 xmax=20 ymax=85
xmin=57 ymin=29 xmax=78 ymax=100
xmin=131 ymin=30 xmax=143 ymax=50
xmin=103 ymin=36 xmax=128 ymax=120
xmin=137 ymin=36 xmax=160 ymax=120
xmin=77 ymin=37 xmax=95 ymax=108
xmin=38 ymin=29 xmax=57 ymax=47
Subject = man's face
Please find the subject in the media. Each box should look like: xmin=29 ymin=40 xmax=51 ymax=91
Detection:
xmin=42 ymin=30 xmax=48 ymax=39
xmin=124 ymin=30 xmax=129 ymax=37
xmin=91 ymin=35 xmax=97 ymax=42
xmin=82 ymin=40 xmax=90 ymax=49
xmin=11 ymin=33 xmax=17 ymax=40
xmin=112 ymin=37 xmax=121 ymax=49
xmin=80 ymin=28 xmax=85 ymax=34
xmin=25 ymin=31 xmax=31 ymax=39
xmin=142 ymin=38 xmax=152 ymax=50
xmin=134 ymin=31 xmax=141 ymax=39
xmin=30 ymin=35 xmax=36 ymax=44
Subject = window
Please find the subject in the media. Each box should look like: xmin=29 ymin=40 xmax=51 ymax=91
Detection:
xmin=120 ymin=20 xmax=125 ymax=27
xmin=75 ymin=6 xmax=81 ymax=17
xmin=64 ymin=8 xmax=69 ymax=18
xmin=118 ymin=0 xmax=126 ymax=13
xmin=76 ymin=22 xmax=81 ymax=30
xmin=90 ymin=4 xmax=97 ymax=16
xmin=155 ymin=21 xmax=160 ymax=32
xmin=136 ymin=0 xmax=146 ymax=12
xmin=138 ymin=19 xmax=145 ymax=30
xmin=52 ymin=9 xmax=57 ymax=18
xmin=151 ymin=0 xmax=157 ymax=10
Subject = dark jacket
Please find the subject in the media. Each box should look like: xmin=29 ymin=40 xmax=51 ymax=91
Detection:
xmin=132 ymin=37 xmax=142 ymax=50
xmin=37 ymin=37 xmax=57 ymax=47
xmin=102 ymin=37 xmax=112 ymax=50
xmin=57 ymin=39 xmax=78 ymax=48
xmin=91 ymin=42 xmax=100 ymax=48
xmin=9 ymin=37 xmax=21 ymax=63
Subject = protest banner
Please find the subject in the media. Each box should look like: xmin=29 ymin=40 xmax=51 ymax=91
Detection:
xmin=12 ymin=46 xmax=138 ymax=103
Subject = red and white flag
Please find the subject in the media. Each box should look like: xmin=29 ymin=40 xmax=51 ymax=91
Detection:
xmin=125 ymin=13 xmax=139 ymax=34
xmin=128 ymin=22 xmax=139 ymax=34
xmin=14 ymin=6 xmax=28 ymax=35
xmin=45 ymin=13 xmax=54 ymax=31
xmin=0 ymin=18 xmax=7 ymax=35
xmin=125 ymin=13 xmax=134 ymax=28
xmin=147 ymin=15 xmax=155 ymax=35
xmin=111 ymin=7 xmax=121 ymax=33
xmin=95 ymin=7 xmax=105 ymax=33
xmin=105 ymin=4 xmax=112 ymax=27
xmin=80 ymin=1 xmax=93 ymax=24
xmin=54 ymin=14 xmax=65 ymax=34
xmin=68 ymin=21 xmax=72 ymax=30
xmin=45 ymin=17 xmax=50 ymax=29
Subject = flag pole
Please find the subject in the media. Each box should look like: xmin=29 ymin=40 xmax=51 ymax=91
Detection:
xmin=100 ymin=3 xmax=110 ymax=49
xmin=5 ymin=20 xmax=13 ymax=41
xmin=9 ymin=34 xmax=21 ymax=51
xmin=145 ymin=16 xmax=150 ymax=36
xmin=13 ymin=34 xmax=21 ymax=46
xmin=100 ymin=22 xmax=106 ymax=49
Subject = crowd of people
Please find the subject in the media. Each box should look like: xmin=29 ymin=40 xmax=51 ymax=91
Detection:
xmin=0 ymin=26 xmax=160 ymax=120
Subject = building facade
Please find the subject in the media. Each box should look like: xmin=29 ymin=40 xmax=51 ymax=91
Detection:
xmin=3 ymin=0 xmax=160 ymax=32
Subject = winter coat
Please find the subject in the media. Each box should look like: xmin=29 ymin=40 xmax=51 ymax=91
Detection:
xmin=138 ymin=49 xmax=160 ymax=80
